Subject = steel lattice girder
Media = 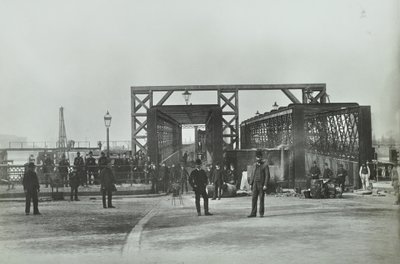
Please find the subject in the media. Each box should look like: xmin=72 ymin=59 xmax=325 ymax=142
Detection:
xmin=131 ymin=84 xmax=327 ymax=154
xmin=147 ymin=108 xmax=182 ymax=166
xmin=304 ymin=106 xmax=372 ymax=162
xmin=218 ymin=89 xmax=239 ymax=150
xmin=146 ymin=105 xmax=223 ymax=165
xmin=240 ymin=103 xmax=371 ymax=188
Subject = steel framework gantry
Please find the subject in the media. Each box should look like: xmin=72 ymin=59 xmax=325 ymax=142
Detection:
xmin=131 ymin=83 xmax=327 ymax=154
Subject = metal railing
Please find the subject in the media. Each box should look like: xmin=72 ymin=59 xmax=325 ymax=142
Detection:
xmin=0 ymin=164 xmax=149 ymax=187
xmin=6 ymin=140 xmax=132 ymax=151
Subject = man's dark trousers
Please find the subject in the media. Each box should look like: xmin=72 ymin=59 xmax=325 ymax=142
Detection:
xmin=181 ymin=180 xmax=188 ymax=194
xmin=70 ymin=187 xmax=78 ymax=201
xmin=25 ymin=190 xmax=39 ymax=214
xmin=195 ymin=188 xmax=209 ymax=214
xmin=151 ymin=181 xmax=158 ymax=193
xmin=250 ymin=181 xmax=265 ymax=216
xmin=213 ymin=183 xmax=222 ymax=199
xmin=102 ymin=189 xmax=113 ymax=208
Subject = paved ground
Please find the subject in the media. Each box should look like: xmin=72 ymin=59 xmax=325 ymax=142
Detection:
xmin=1 ymin=192 xmax=399 ymax=264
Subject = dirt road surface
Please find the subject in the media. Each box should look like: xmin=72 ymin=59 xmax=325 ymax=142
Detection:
xmin=1 ymin=193 xmax=399 ymax=264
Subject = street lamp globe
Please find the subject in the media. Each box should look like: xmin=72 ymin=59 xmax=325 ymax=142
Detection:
xmin=182 ymin=89 xmax=192 ymax=105
xmin=104 ymin=111 xmax=112 ymax=128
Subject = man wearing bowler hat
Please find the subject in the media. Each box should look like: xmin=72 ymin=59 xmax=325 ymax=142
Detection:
xmin=23 ymin=162 xmax=41 ymax=215
xmin=248 ymin=150 xmax=270 ymax=217
xmin=189 ymin=159 xmax=213 ymax=216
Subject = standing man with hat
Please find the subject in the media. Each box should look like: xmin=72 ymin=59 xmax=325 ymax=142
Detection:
xmin=189 ymin=159 xmax=213 ymax=216
xmin=211 ymin=163 xmax=225 ymax=200
xmin=248 ymin=150 xmax=270 ymax=218
xmin=23 ymin=162 xmax=41 ymax=215
xmin=85 ymin=151 xmax=97 ymax=185
xmin=74 ymin=152 xmax=85 ymax=187
xmin=100 ymin=161 xmax=116 ymax=208
xmin=58 ymin=154 xmax=70 ymax=187
xmin=336 ymin=164 xmax=348 ymax=193
xmin=42 ymin=153 xmax=54 ymax=188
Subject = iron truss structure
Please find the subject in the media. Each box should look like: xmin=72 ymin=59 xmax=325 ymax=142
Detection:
xmin=147 ymin=109 xmax=182 ymax=165
xmin=157 ymin=120 xmax=174 ymax=162
xmin=241 ymin=109 xmax=293 ymax=149
xmin=131 ymin=83 xmax=326 ymax=154
xmin=240 ymin=104 xmax=372 ymax=188
xmin=305 ymin=107 xmax=362 ymax=161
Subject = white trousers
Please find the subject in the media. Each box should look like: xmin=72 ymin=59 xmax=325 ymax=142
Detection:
xmin=360 ymin=174 xmax=369 ymax=190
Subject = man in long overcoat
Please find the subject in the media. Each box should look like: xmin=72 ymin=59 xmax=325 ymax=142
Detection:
xmin=100 ymin=162 xmax=116 ymax=208
xmin=23 ymin=162 xmax=41 ymax=215
xmin=189 ymin=159 xmax=213 ymax=216
xmin=247 ymin=150 xmax=270 ymax=217
xmin=211 ymin=163 xmax=225 ymax=200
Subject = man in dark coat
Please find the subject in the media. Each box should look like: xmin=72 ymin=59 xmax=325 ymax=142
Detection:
xmin=74 ymin=152 xmax=85 ymax=187
xmin=179 ymin=163 xmax=189 ymax=194
xmin=122 ymin=153 xmax=131 ymax=181
xmin=310 ymin=161 xmax=321 ymax=179
xmin=336 ymin=164 xmax=348 ymax=192
xmin=100 ymin=162 xmax=116 ymax=208
xmin=98 ymin=152 xmax=108 ymax=171
xmin=182 ymin=151 xmax=188 ymax=165
xmin=158 ymin=162 xmax=169 ymax=193
xmin=323 ymin=163 xmax=334 ymax=179
xmin=58 ymin=154 xmax=70 ymax=187
xmin=247 ymin=150 xmax=270 ymax=217
xmin=114 ymin=154 xmax=124 ymax=182
xmin=189 ymin=159 xmax=213 ymax=216
xmin=23 ymin=162 xmax=41 ymax=215
xmin=206 ymin=164 xmax=213 ymax=185
xmin=148 ymin=162 xmax=158 ymax=193
xmin=69 ymin=167 xmax=80 ymax=201
xmin=42 ymin=153 xmax=54 ymax=188
xmin=85 ymin=151 xmax=97 ymax=185
xmin=212 ymin=163 xmax=225 ymax=200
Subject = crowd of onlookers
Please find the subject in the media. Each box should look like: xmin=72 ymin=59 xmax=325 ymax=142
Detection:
xmin=22 ymin=150 xmax=242 ymax=194
xmin=26 ymin=150 xmax=152 ymax=187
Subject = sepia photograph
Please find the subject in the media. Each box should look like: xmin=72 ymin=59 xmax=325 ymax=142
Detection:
xmin=0 ymin=1 xmax=399 ymax=263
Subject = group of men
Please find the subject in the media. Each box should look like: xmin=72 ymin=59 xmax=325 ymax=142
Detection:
xmin=310 ymin=160 xmax=400 ymax=205
xmin=39 ymin=150 xmax=152 ymax=187
xmin=147 ymin=162 xmax=189 ymax=195
xmin=23 ymin=149 xmax=400 ymax=217
xmin=39 ymin=151 xmax=109 ymax=188
xmin=204 ymin=163 xmax=238 ymax=200
xmin=188 ymin=150 xmax=270 ymax=217
xmin=23 ymin=155 xmax=117 ymax=215
xmin=309 ymin=161 xmax=347 ymax=192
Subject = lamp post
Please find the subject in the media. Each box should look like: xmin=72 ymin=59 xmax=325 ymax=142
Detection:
xmin=182 ymin=89 xmax=192 ymax=105
xmin=104 ymin=111 xmax=112 ymax=158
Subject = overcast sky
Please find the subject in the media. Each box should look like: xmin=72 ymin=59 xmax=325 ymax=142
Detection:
xmin=0 ymin=0 xmax=399 ymax=144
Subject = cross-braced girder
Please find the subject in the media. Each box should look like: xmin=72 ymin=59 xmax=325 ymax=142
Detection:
xmin=241 ymin=110 xmax=293 ymax=149
xmin=218 ymin=89 xmax=239 ymax=150
xmin=305 ymin=107 xmax=361 ymax=161
xmin=131 ymin=84 xmax=327 ymax=154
